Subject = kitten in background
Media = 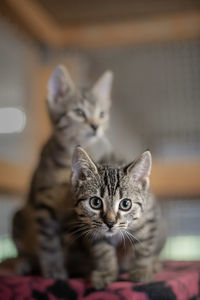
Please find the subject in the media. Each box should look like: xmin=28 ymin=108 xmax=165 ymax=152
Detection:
xmin=46 ymin=66 xmax=113 ymax=161
xmin=28 ymin=65 xmax=113 ymax=202
xmin=12 ymin=66 xmax=113 ymax=276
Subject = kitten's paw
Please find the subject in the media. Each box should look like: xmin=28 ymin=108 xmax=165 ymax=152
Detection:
xmin=91 ymin=269 xmax=118 ymax=289
xmin=153 ymin=260 xmax=162 ymax=273
xmin=129 ymin=268 xmax=153 ymax=282
xmin=43 ymin=268 xmax=68 ymax=280
xmin=16 ymin=259 xmax=32 ymax=275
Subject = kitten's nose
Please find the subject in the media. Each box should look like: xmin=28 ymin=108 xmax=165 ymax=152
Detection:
xmin=91 ymin=124 xmax=98 ymax=132
xmin=105 ymin=221 xmax=115 ymax=229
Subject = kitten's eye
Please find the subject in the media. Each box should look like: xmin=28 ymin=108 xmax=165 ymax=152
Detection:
xmin=89 ymin=197 xmax=102 ymax=210
xmin=119 ymin=199 xmax=132 ymax=211
xmin=75 ymin=108 xmax=85 ymax=117
xmin=99 ymin=111 xmax=104 ymax=118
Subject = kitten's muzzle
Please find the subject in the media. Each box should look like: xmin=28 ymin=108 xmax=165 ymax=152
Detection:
xmin=105 ymin=221 xmax=115 ymax=229
xmin=90 ymin=124 xmax=98 ymax=132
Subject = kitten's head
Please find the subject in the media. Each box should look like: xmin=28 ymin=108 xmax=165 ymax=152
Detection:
xmin=71 ymin=147 xmax=152 ymax=239
xmin=47 ymin=65 xmax=113 ymax=146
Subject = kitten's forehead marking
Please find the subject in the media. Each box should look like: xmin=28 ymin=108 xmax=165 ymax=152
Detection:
xmin=76 ymin=89 xmax=102 ymax=119
xmin=101 ymin=167 xmax=123 ymax=202
xmin=79 ymin=89 xmax=95 ymax=105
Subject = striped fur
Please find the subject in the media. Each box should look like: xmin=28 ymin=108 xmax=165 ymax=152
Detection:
xmin=69 ymin=147 xmax=166 ymax=288
xmin=13 ymin=145 xmax=165 ymax=288
xmin=12 ymin=66 xmax=113 ymax=279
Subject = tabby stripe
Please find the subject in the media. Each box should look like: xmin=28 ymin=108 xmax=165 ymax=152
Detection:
xmin=119 ymin=187 xmax=123 ymax=199
xmin=35 ymin=216 xmax=47 ymax=227
xmin=104 ymin=168 xmax=110 ymax=196
xmin=77 ymin=214 xmax=85 ymax=218
xmin=133 ymin=221 xmax=147 ymax=233
xmin=51 ymin=152 xmax=68 ymax=168
xmin=146 ymin=218 xmax=156 ymax=224
xmin=61 ymin=224 xmax=73 ymax=233
xmin=36 ymin=183 xmax=65 ymax=193
xmin=100 ymin=185 xmax=105 ymax=198
xmin=57 ymin=123 xmax=69 ymax=131
xmin=107 ymin=168 xmax=112 ymax=196
xmin=55 ymin=142 xmax=66 ymax=152
xmin=75 ymin=198 xmax=87 ymax=207
xmin=135 ymin=261 xmax=150 ymax=268
xmin=139 ymin=234 xmax=155 ymax=242
xmin=95 ymin=249 xmax=109 ymax=258
xmin=37 ymin=228 xmax=54 ymax=239
xmin=149 ymin=227 xmax=157 ymax=234
xmin=137 ymin=251 xmax=152 ymax=258
xmin=114 ymin=169 xmax=119 ymax=196
xmin=92 ymin=238 xmax=106 ymax=246
xmin=109 ymin=169 xmax=116 ymax=196
xmin=114 ymin=169 xmax=120 ymax=195
xmin=135 ymin=202 xmax=143 ymax=210
xmin=36 ymin=186 xmax=50 ymax=192
xmin=54 ymin=113 xmax=66 ymax=125
xmin=34 ymin=203 xmax=56 ymax=220
xmin=136 ymin=217 xmax=156 ymax=232
xmin=40 ymin=244 xmax=58 ymax=253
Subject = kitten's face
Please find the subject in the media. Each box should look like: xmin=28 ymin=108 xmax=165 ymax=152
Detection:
xmin=71 ymin=147 xmax=152 ymax=239
xmin=47 ymin=66 xmax=113 ymax=146
xmin=62 ymin=88 xmax=109 ymax=143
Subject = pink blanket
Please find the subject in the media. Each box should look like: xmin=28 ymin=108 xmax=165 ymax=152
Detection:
xmin=0 ymin=261 xmax=199 ymax=299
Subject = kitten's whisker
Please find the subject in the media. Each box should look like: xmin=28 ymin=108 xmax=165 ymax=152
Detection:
xmin=71 ymin=228 xmax=91 ymax=242
xmin=69 ymin=224 xmax=88 ymax=234
xmin=89 ymin=229 xmax=96 ymax=242
xmin=89 ymin=231 xmax=95 ymax=242
xmin=124 ymin=231 xmax=141 ymax=250
xmin=84 ymin=229 xmax=94 ymax=243
xmin=124 ymin=230 xmax=138 ymax=248
xmin=126 ymin=231 xmax=141 ymax=245
xmin=124 ymin=230 xmax=133 ymax=247
xmin=67 ymin=225 xmax=89 ymax=241
xmin=70 ymin=223 xmax=88 ymax=228
xmin=119 ymin=230 xmax=126 ymax=250
xmin=69 ymin=226 xmax=88 ymax=232
xmin=68 ymin=221 xmax=87 ymax=227
xmin=66 ymin=224 xmax=86 ymax=232
xmin=92 ymin=221 xmax=102 ymax=225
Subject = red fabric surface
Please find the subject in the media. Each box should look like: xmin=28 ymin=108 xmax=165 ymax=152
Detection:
xmin=0 ymin=261 xmax=200 ymax=300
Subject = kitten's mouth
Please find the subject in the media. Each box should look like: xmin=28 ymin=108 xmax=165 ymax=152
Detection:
xmin=86 ymin=131 xmax=97 ymax=139
xmin=104 ymin=228 xmax=116 ymax=236
xmin=86 ymin=128 xmax=102 ymax=139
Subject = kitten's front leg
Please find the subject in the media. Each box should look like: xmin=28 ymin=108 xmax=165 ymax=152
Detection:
xmin=128 ymin=245 xmax=159 ymax=282
xmin=91 ymin=241 xmax=118 ymax=289
xmin=128 ymin=230 xmax=160 ymax=282
xmin=129 ymin=255 xmax=155 ymax=282
xmin=35 ymin=205 xmax=67 ymax=279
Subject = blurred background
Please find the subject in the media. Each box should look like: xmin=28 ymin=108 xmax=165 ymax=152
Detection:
xmin=0 ymin=0 xmax=200 ymax=263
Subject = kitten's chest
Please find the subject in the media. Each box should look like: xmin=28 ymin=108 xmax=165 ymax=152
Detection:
xmin=108 ymin=234 xmax=133 ymax=272
xmin=107 ymin=234 xmax=122 ymax=247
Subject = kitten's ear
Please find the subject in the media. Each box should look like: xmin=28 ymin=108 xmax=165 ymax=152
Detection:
xmin=125 ymin=151 xmax=152 ymax=190
xmin=47 ymin=65 xmax=75 ymax=106
xmin=92 ymin=71 xmax=113 ymax=105
xmin=72 ymin=146 xmax=98 ymax=185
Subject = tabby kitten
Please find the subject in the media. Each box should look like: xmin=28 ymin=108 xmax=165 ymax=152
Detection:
xmin=12 ymin=65 xmax=113 ymax=277
xmin=28 ymin=65 xmax=113 ymax=203
xmin=68 ymin=147 xmax=165 ymax=289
